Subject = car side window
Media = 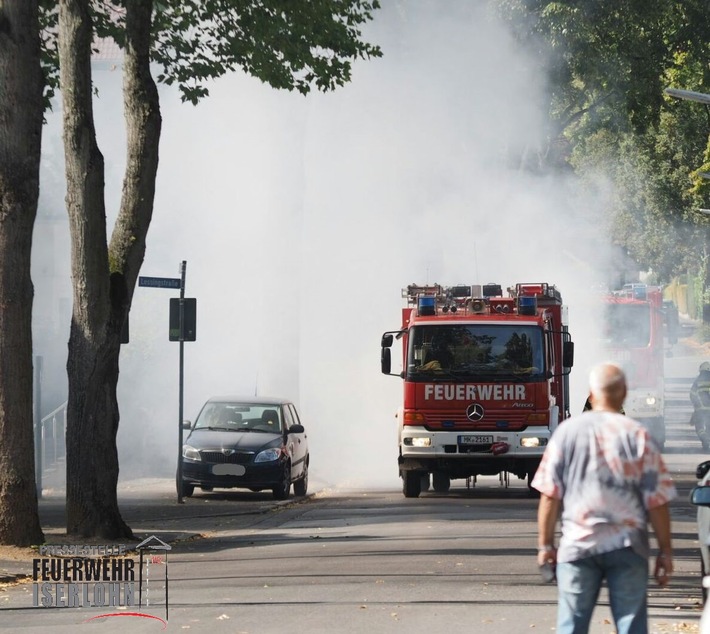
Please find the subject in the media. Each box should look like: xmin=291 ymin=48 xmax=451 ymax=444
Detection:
xmin=289 ymin=404 xmax=302 ymax=427
xmin=283 ymin=405 xmax=294 ymax=429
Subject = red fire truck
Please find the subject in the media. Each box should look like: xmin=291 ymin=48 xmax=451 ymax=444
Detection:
xmin=600 ymin=284 xmax=666 ymax=449
xmin=381 ymin=283 xmax=574 ymax=498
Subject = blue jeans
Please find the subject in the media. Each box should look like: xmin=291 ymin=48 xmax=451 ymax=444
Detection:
xmin=556 ymin=547 xmax=648 ymax=634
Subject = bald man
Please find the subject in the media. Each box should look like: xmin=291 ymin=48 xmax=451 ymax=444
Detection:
xmin=532 ymin=363 xmax=676 ymax=634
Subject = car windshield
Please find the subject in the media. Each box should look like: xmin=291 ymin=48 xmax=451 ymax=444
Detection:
xmin=194 ymin=403 xmax=283 ymax=432
xmin=407 ymin=324 xmax=545 ymax=381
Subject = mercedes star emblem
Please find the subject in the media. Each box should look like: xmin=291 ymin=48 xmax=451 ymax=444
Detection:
xmin=466 ymin=403 xmax=485 ymax=422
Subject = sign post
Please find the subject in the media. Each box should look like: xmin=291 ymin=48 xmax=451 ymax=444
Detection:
xmin=138 ymin=261 xmax=195 ymax=503
xmin=177 ymin=261 xmax=187 ymax=504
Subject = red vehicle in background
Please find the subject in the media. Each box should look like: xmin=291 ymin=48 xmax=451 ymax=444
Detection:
xmin=381 ymin=283 xmax=574 ymax=498
xmin=600 ymin=284 xmax=666 ymax=449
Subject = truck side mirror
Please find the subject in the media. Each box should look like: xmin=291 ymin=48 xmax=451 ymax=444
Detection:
xmin=381 ymin=347 xmax=392 ymax=375
xmin=562 ymin=341 xmax=574 ymax=368
xmin=381 ymin=333 xmax=394 ymax=347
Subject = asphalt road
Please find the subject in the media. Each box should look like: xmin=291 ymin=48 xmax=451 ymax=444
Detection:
xmin=0 ymin=345 xmax=708 ymax=633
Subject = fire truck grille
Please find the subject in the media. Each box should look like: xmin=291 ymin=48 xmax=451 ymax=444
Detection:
xmin=456 ymin=444 xmax=495 ymax=454
xmin=425 ymin=411 xmax=530 ymax=432
xmin=199 ymin=451 xmax=254 ymax=464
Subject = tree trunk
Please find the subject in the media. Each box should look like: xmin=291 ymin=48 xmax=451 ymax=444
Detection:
xmin=0 ymin=1 xmax=45 ymax=545
xmin=59 ymin=0 xmax=160 ymax=538
xmin=59 ymin=0 xmax=131 ymax=538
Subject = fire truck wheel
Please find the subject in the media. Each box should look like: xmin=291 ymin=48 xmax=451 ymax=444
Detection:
xmin=403 ymin=471 xmax=422 ymax=498
xmin=432 ymin=472 xmax=450 ymax=493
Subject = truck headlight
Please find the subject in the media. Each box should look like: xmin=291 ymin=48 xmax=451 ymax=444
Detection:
xmin=403 ymin=437 xmax=432 ymax=447
xmin=645 ymin=396 xmax=657 ymax=406
xmin=521 ymin=437 xmax=548 ymax=448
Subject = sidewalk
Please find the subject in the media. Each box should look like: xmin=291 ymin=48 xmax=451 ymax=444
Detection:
xmin=0 ymin=477 xmax=311 ymax=585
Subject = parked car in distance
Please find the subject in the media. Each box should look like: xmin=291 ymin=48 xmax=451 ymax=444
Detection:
xmin=178 ymin=396 xmax=309 ymax=501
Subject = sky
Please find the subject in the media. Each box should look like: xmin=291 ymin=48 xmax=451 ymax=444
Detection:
xmin=34 ymin=1 xmax=613 ymax=491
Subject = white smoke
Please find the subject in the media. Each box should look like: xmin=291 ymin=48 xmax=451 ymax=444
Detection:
xmin=36 ymin=2 xmax=612 ymax=490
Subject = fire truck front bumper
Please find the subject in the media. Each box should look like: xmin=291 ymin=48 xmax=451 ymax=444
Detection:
xmin=399 ymin=428 xmax=549 ymax=474
xmin=624 ymin=388 xmax=664 ymax=419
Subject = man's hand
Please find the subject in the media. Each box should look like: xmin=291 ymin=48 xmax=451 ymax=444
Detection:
xmin=537 ymin=546 xmax=557 ymax=568
xmin=648 ymin=503 xmax=673 ymax=587
xmin=654 ymin=551 xmax=672 ymax=587
xmin=537 ymin=493 xmax=561 ymax=568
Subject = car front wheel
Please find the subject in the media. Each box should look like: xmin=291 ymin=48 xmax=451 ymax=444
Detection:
xmin=272 ymin=462 xmax=291 ymax=500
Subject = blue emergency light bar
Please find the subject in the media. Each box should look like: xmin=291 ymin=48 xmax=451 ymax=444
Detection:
xmin=418 ymin=296 xmax=436 ymax=316
xmin=518 ymin=295 xmax=537 ymax=315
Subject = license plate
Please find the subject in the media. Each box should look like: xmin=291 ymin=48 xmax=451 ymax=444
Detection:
xmin=458 ymin=435 xmax=493 ymax=445
xmin=212 ymin=464 xmax=246 ymax=476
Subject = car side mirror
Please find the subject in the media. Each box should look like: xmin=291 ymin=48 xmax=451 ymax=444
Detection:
xmin=690 ymin=485 xmax=710 ymax=507
xmin=287 ymin=424 xmax=305 ymax=434
xmin=182 ymin=420 xmax=192 ymax=430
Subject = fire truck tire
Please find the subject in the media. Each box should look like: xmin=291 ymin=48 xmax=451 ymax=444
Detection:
xmin=432 ymin=472 xmax=451 ymax=493
xmin=403 ymin=471 xmax=422 ymax=498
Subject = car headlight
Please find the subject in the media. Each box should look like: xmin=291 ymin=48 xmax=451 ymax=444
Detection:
xmin=182 ymin=445 xmax=201 ymax=461
xmin=645 ymin=396 xmax=657 ymax=406
xmin=255 ymin=448 xmax=281 ymax=463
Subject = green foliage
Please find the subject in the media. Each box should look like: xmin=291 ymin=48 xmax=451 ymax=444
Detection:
xmin=40 ymin=0 xmax=381 ymax=105
xmin=495 ymin=0 xmax=710 ymax=285
xmin=38 ymin=0 xmax=59 ymax=108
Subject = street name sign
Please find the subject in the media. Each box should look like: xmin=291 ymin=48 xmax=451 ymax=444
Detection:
xmin=138 ymin=276 xmax=181 ymax=289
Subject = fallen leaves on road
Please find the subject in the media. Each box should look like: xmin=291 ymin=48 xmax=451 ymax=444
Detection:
xmin=651 ymin=622 xmax=699 ymax=632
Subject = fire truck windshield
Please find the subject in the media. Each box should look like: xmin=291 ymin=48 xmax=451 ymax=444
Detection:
xmin=603 ymin=304 xmax=651 ymax=347
xmin=407 ymin=324 xmax=545 ymax=381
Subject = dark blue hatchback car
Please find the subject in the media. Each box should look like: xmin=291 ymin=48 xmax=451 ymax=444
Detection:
xmin=179 ymin=396 xmax=309 ymax=500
